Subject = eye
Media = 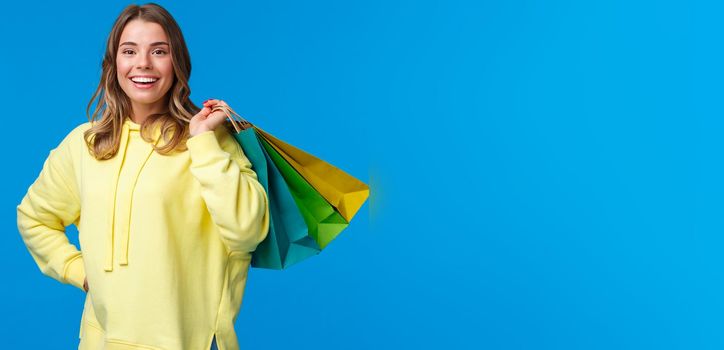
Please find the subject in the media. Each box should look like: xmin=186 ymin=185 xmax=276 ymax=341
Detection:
xmin=121 ymin=49 xmax=134 ymax=55
xmin=153 ymin=49 xmax=167 ymax=55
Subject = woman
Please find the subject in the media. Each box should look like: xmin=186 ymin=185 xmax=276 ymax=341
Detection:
xmin=16 ymin=3 xmax=270 ymax=350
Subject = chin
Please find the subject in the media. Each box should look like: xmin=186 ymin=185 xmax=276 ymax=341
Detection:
xmin=130 ymin=96 xmax=159 ymax=104
xmin=121 ymin=84 xmax=172 ymax=105
xmin=126 ymin=90 xmax=172 ymax=105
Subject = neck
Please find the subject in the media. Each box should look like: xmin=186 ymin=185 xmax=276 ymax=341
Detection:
xmin=130 ymin=99 xmax=167 ymax=124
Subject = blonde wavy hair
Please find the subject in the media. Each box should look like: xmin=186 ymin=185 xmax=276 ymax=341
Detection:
xmin=84 ymin=3 xmax=201 ymax=159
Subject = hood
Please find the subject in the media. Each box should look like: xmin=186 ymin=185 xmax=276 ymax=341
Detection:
xmin=104 ymin=118 xmax=163 ymax=272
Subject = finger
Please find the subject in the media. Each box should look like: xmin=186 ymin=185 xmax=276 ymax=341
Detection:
xmin=203 ymin=98 xmax=221 ymax=106
xmin=210 ymin=103 xmax=231 ymax=116
xmin=208 ymin=109 xmax=230 ymax=123
xmin=207 ymin=109 xmax=233 ymax=126
xmin=204 ymin=99 xmax=227 ymax=109
xmin=202 ymin=100 xmax=230 ymax=120
xmin=195 ymin=106 xmax=213 ymax=119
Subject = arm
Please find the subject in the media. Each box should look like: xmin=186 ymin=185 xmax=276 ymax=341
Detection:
xmin=16 ymin=126 xmax=85 ymax=292
xmin=187 ymin=126 xmax=270 ymax=255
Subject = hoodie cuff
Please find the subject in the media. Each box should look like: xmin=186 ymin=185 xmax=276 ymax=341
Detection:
xmin=63 ymin=255 xmax=86 ymax=292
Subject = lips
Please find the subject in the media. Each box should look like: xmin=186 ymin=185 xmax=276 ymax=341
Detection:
xmin=129 ymin=78 xmax=159 ymax=89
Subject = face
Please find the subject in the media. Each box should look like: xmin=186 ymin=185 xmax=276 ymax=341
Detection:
xmin=116 ymin=19 xmax=174 ymax=111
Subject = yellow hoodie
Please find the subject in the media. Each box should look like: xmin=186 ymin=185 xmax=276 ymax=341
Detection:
xmin=16 ymin=117 xmax=270 ymax=350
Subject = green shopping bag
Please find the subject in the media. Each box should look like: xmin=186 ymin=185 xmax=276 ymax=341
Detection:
xmin=234 ymin=128 xmax=321 ymax=270
xmin=257 ymin=135 xmax=349 ymax=250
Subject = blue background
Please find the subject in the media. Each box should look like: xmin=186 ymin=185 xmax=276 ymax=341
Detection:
xmin=0 ymin=0 xmax=720 ymax=348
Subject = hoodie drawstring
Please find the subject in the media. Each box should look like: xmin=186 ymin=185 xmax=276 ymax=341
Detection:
xmin=104 ymin=120 xmax=160 ymax=272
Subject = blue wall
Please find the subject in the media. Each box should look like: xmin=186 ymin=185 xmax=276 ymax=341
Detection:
xmin=1 ymin=0 xmax=720 ymax=348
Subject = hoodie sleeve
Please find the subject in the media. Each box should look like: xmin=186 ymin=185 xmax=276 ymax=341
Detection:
xmin=16 ymin=125 xmax=85 ymax=292
xmin=186 ymin=126 xmax=270 ymax=255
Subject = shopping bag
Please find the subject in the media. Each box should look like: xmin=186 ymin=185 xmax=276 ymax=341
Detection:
xmin=258 ymin=136 xmax=349 ymax=249
xmin=255 ymin=127 xmax=369 ymax=223
xmin=233 ymin=128 xmax=320 ymax=269
xmin=212 ymin=104 xmax=363 ymax=254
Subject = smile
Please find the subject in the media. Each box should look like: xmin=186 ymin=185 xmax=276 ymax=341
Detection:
xmin=129 ymin=77 xmax=159 ymax=89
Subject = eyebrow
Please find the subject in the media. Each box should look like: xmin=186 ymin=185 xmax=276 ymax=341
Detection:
xmin=119 ymin=41 xmax=169 ymax=47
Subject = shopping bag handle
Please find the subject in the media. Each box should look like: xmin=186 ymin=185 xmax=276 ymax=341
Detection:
xmin=210 ymin=104 xmax=253 ymax=133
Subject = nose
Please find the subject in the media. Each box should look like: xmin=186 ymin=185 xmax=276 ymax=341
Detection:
xmin=136 ymin=51 xmax=152 ymax=70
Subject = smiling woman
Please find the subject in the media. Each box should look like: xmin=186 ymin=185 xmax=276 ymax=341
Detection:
xmin=83 ymin=2 xmax=200 ymax=159
xmin=16 ymin=3 xmax=269 ymax=350
xmin=116 ymin=21 xmax=174 ymax=116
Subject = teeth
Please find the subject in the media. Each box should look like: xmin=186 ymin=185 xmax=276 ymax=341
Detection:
xmin=131 ymin=77 xmax=158 ymax=83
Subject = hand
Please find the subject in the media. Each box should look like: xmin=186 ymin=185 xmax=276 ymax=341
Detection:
xmin=83 ymin=277 xmax=89 ymax=293
xmin=189 ymin=99 xmax=231 ymax=137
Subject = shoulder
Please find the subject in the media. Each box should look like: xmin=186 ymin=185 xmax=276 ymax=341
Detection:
xmin=77 ymin=121 xmax=95 ymax=133
xmin=48 ymin=121 xmax=96 ymax=160
xmin=61 ymin=121 xmax=92 ymax=138
xmin=59 ymin=121 xmax=93 ymax=147
xmin=42 ymin=121 xmax=92 ymax=173
xmin=53 ymin=121 xmax=90 ymax=146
